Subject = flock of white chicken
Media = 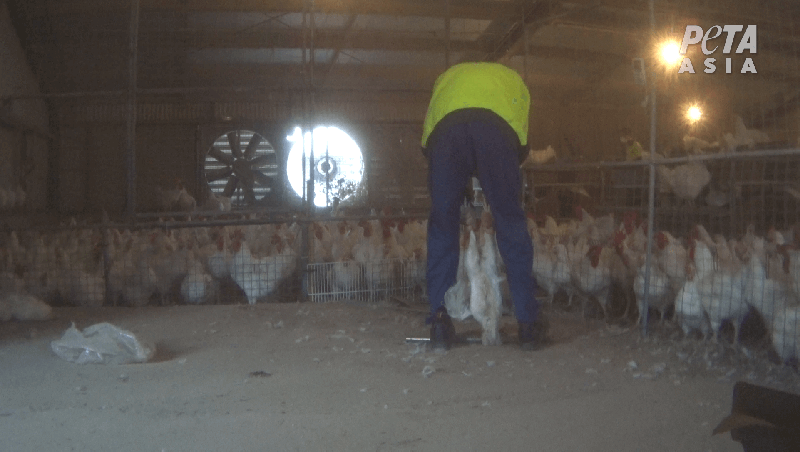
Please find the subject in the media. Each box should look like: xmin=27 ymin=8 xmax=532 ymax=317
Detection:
xmin=3 ymin=200 xmax=800 ymax=364
xmin=0 ymin=222 xmax=303 ymax=312
xmin=0 ymin=216 xmax=431 ymax=314
xmin=307 ymin=218 xmax=428 ymax=301
xmin=443 ymin=209 xmax=508 ymax=346
xmin=528 ymin=206 xmax=800 ymax=364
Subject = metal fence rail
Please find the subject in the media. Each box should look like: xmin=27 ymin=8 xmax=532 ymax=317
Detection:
xmin=0 ymin=215 xmax=430 ymax=310
xmin=528 ymin=150 xmax=800 ymax=238
xmin=307 ymin=258 xmax=424 ymax=303
xmin=526 ymin=145 xmax=800 ymax=366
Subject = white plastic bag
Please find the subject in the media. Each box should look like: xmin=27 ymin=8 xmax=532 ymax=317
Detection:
xmin=50 ymin=322 xmax=155 ymax=365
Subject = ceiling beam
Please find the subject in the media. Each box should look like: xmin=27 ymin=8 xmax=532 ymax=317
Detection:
xmin=46 ymin=0 xmax=518 ymax=20
xmin=316 ymin=13 xmax=358 ymax=88
xmin=48 ymin=28 xmax=482 ymax=54
xmin=517 ymin=43 xmax=631 ymax=65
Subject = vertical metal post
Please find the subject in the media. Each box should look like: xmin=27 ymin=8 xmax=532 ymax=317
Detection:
xmin=640 ymin=0 xmax=658 ymax=337
xmin=519 ymin=4 xmax=529 ymax=211
xmin=325 ymin=141 xmax=330 ymax=207
xmin=444 ymin=0 xmax=451 ymax=67
xmin=300 ymin=0 xmax=318 ymax=301
xmin=301 ymin=10 xmax=308 ymax=205
xmin=299 ymin=2 xmax=310 ymax=300
xmin=522 ymin=4 xmax=529 ymax=82
xmin=125 ymin=0 xmax=140 ymax=222
xmin=308 ymin=0 xmax=316 ymax=214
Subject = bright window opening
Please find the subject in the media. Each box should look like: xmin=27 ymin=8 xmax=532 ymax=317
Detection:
xmin=286 ymin=126 xmax=364 ymax=208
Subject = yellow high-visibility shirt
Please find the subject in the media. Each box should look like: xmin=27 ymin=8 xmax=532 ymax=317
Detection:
xmin=421 ymin=62 xmax=530 ymax=148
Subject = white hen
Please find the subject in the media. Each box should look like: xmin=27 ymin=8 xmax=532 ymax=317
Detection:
xmin=464 ymin=229 xmax=502 ymax=346
xmin=444 ymin=230 xmax=472 ymax=321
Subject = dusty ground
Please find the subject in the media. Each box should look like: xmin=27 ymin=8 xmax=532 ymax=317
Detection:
xmin=1 ymin=299 xmax=797 ymax=452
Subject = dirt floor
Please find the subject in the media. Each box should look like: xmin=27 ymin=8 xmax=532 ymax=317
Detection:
xmin=2 ymin=299 xmax=799 ymax=452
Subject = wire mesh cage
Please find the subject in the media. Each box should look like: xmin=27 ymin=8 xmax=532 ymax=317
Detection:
xmin=304 ymin=217 xmax=428 ymax=303
xmin=1 ymin=221 xmax=304 ymax=309
xmin=306 ymin=258 xmax=425 ymax=303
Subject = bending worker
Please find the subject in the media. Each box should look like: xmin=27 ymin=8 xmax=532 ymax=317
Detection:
xmin=421 ymin=62 xmax=547 ymax=351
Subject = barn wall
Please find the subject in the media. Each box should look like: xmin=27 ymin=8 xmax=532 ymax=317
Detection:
xmin=0 ymin=2 xmax=49 ymax=211
xmin=529 ymin=100 xmax=648 ymax=162
xmin=53 ymin=94 xmax=431 ymax=214
xmin=51 ymin=89 xmax=650 ymax=214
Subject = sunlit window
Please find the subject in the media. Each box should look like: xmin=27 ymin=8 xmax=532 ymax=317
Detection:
xmin=286 ymin=126 xmax=364 ymax=207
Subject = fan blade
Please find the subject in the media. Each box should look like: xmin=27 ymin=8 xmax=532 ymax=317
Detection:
xmin=222 ymin=175 xmax=239 ymax=197
xmin=248 ymin=154 xmax=275 ymax=167
xmin=208 ymin=146 xmax=234 ymax=165
xmin=238 ymin=171 xmax=256 ymax=204
xmin=238 ymin=167 xmax=255 ymax=192
xmin=244 ymin=185 xmax=256 ymax=204
xmin=227 ymin=131 xmax=243 ymax=159
xmin=243 ymin=133 xmax=262 ymax=160
xmin=206 ymin=167 xmax=233 ymax=182
xmin=252 ymin=170 xmax=273 ymax=187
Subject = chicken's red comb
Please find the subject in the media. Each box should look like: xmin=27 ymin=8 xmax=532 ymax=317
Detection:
xmin=655 ymin=231 xmax=668 ymax=249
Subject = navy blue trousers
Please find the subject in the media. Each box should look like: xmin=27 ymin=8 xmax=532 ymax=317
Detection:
xmin=426 ymin=120 xmax=538 ymax=324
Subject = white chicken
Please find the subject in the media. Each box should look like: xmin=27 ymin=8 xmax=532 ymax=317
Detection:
xmin=444 ymin=229 xmax=471 ymax=321
xmin=464 ymin=228 xmax=502 ymax=346
xmin=617 ymin=235 xmax=671 ymax=324
xmin=532 ymin=237 xmax=558 ymax=305
xmin=655 ymin=232 xmax=688 ymax=283
xmin=658 ymin=162 xmax=711 ymax=204
xmin=206 ymin=232 xmax=232 ymax=280
xmin=772 ymin=304 xmax=800 ymax=364
xmin=146 ymin=231 xmax=191 ymax=304
xmin=673 ymin=239 xmax=714 ymax=338
xmin=56 ymin=245 xmax=106 ymax=307
xmin=572 ymin=243 xmax=614 ymax=320
xmin=180 ymin=244 xmax=219 ymax=304
xmin=479 ymin=221 xmax=504 ymax=344
xmin=673 ymin=278 xmax=710 ymax=338
xmin=157 ymin=179 xmax=196 ymax=212
xmin=0 ymin=292 xmax=52 ymax=321
xmin=201 ymin=189 xmax=231 ymax=212
xmin=230 ymin=237 xmax=278 ymax=305
xmin=742 ymin=236 xmax=789 ymax=326
xmin=573 ymin=206 xmax=616 ymax=246
xmin=722 ymin=115 xmax=770 ymax=152
xmin=682 ymin=135 xmax=718 ymax=155
xmin=326 ymin=225 xmax=360 ymax=298
xmin=521 ymin=145 xmax=556 ymax=167
xmin=698 ymin=237 xmax=748 ymax=343
xmin=353 ymin=221 xmax=392 ymax=300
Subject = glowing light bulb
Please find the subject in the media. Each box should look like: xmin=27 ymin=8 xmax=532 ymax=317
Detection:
xmin=660 ymin=41 xmax=682 ymax=66
xmin=686 ymin=105 xmax=702 ymax=123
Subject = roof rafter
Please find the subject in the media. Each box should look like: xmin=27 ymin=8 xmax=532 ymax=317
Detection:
xmin=46 ymin=0 xmax=519 ymax=20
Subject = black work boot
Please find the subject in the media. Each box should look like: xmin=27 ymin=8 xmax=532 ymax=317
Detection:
xmin=429 ymin=307 xmax=456 ymax=352
xmin=519 ymin=314 xmax=549 ymax=351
